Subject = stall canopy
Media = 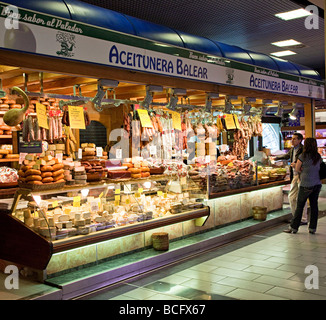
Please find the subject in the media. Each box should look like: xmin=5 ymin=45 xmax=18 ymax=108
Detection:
xmin=5 ymin=0 xmax=322 ymax=81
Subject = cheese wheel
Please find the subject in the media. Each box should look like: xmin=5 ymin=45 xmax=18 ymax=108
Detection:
xmin=53 ymin=174 xmax=64 ymax=182
xmin=140 ymin=167 xmax=150 ymax=172
xmin=128 ymin=168 xmax=141 ymax=174
xmin=27 ymin=180 xmax=43 ymax=185
xmin=25 ymin=169 xmax=42 ymax=176
xmin=52 ymin=163 xmax=64 ymax=171
xmin=0 ymin=149 xmax=9 ymax=155
xmin=131 ymin=173 xmax=141 ymax=179
xmin=41 ymin=171 xmax=53 ymax=178
xmin=52 ymin=169 xmax=64 ymax=177
xmin=25 ymin=175 xmax=42 ymax=182
xmin=42 ymin=177 xmax=54 ymax=183
xmin=40 ymin=165 xmax=53 ymax=172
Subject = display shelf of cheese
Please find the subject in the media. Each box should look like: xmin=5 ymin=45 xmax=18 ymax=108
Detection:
xmin=8 ymin=175 xmax=209 ymax=256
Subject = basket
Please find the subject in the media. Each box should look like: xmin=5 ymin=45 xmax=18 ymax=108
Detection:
xmin=18 ymin=181 xmax=65 ymax=191
xmin=252 ymin=206 xmax=267 ymax=221
xmin=152 ymin=232 xmax=169 ymax=251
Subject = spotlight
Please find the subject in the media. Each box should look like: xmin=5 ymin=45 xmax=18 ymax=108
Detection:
xmin=275 ymin=103 xmax=283 ymax=117
xmin=289 ymin=106 xmax=299 ymax=120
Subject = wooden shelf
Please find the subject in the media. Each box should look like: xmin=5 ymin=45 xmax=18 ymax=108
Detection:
xmin=0 ymin=158 xmax=19 ymax=163
xmin=0 ymin=135 xmax=12 ymax=139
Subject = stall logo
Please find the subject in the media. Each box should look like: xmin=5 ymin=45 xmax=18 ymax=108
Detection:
xmin=56 ymin=31 xmax=76 ymax=57
xmin=226 ymin=68 xmax=234 ymax=84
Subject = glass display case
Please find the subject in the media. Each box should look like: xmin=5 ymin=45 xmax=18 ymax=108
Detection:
xmin=187 ymin=159 xmax=289 ymax=199
xmin=1 ymin=175 xmax=209 ymax=270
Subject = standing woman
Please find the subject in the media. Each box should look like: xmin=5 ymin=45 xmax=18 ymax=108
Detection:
xmin=284 ymin=138 xmax=322 ymax=234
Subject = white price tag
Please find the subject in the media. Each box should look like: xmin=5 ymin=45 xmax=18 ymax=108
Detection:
xmin=205 ymin=155 xmax=211 ymax=163
xmin=78 ymin=148 xmax=82 ymax=159
xmin=96 ymin=147 xmax=103 ymax=157
xmin=116 ymin=148 xmax=122 ymax=159
xmin=55 ymin=153 xmax=63 ymax=162
xmin=19 ymin=153 xmax=28 ymax=164
xmin=150 ymin=145 xmax=157 ymax=155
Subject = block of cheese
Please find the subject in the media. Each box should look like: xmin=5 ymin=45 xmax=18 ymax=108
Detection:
xmin=48 ymin=144 xmax=56 ymax=151
xmin=58 ymin=214 xmax=70 ymax=222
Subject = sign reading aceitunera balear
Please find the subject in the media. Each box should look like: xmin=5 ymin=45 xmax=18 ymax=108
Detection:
xmin=0 ymin=2 xmax=324 ymax=99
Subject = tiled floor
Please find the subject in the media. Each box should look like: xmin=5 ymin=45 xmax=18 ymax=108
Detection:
xmin=79 ymin=215 xmax=326 ymax=301
xmin=1 ymin=200 xmax=326 ymax=300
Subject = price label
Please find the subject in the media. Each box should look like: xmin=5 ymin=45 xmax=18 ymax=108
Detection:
xmin=150 ymin=145 xmax=157 ymax=155
xmin=116 ymin=148 xmax=122 ymax=159
xmin=180 ymin=176 xmax=187 ymax=185
xmin=233 ymin=114 xmax=241 ymax=129
xmin=135 ymin=192 xmax=141 ymax=198
xmin=137 ymin=109 xmax=153 ymax=128
xmin=115 ymin=188 xmax=120 ymax=195
xmin=170 ymin=111 xmax=182 ymax=131
xmin=68 ymin=105 xmax=86 ymax=129
xmin=125 ymin=198 xmax=130 ymax=205
xmin=52 ymin=201 xmax=59 ymax=208
xmin=96 ymin=147 xmax=103 ymax=157
xmin=163 ymin=193 xmax=167 ymax=198
xmin=224 ymin=114 xmax=236 ymax=130
xmin=19 ymin=153 xmax=27 ymax=164
xmin=36 ymin=103 xmax=49 ymax=129
xmin=55 ymin=153 xmax=63 ymax=162
xmin=73 ymin=201 xmax=80 ymax=207
xmin=91 ymin=200 xmax=99 ymax=212
xmin=157 ymin=191 xmax=163 ymax=196
xmin=138 ymin=188 xmax=143 ymax=194
xmin=78 ymin=148 xmax=82 ymax=159
xmin=73 ymin=196 xmax=81 ymax=203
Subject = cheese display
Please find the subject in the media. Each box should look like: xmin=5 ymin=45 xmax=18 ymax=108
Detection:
xmin=14 ymin=177 xmax=204 ymax=240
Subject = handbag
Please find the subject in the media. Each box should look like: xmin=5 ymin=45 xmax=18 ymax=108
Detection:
xmin=320 ymin=160 xmax=326 ymax=180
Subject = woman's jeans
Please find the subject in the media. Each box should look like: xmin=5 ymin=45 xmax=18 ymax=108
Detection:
xmin=291 ymin=184 xmax=322 ymax=232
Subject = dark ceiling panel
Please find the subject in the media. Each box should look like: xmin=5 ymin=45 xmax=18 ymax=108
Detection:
xmin=79 ymin=0 xmax=325 ymax=77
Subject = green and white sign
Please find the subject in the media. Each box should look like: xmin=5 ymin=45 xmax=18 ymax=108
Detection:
xmin=0 ymin=2 xmax=324 ymax=99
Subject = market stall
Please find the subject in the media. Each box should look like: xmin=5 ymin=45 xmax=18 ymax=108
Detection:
xmin=0 ymin=0 xmax=324 ymax=279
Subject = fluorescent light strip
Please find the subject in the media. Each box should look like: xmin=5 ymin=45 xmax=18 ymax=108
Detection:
xmin=271 ymin=39 xmax=302 ymax=47
xmin=270 ymin=50 xmax=297 ymax=57
xmin=275 ymin=8 xmax=311 ymax=21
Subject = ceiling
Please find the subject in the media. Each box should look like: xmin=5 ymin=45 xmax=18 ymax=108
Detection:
xmin=79 ymin=0 xmax=325 ymax=78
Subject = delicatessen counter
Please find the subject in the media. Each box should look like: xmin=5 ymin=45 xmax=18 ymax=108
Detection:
xmin=0 ymin=91 xmax=289 ymax=279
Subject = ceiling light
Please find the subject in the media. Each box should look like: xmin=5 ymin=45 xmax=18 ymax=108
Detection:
xmin=271 ymin=39 xmax=302 ymax=47
xmin=270 ymin=50 xmax=297 ymax=57
xmin=289 ymin=108 xmax=299 ymax=120
xmin=275 ymin=8 xmax=311 ymax=21
xmin=275 ymin=104 xmax=283 ymax=117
